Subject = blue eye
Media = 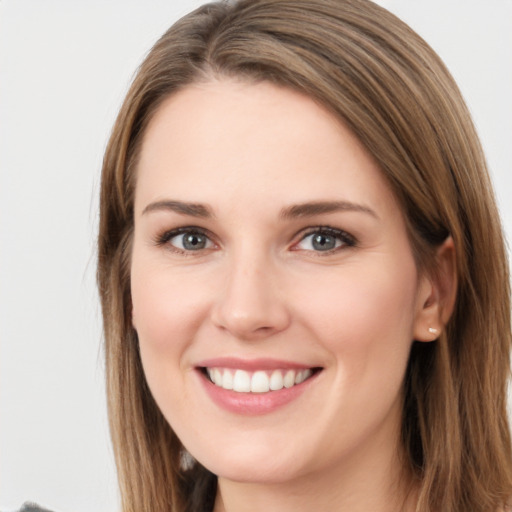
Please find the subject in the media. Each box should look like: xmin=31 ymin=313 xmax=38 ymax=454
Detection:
xmin=295 ymin=228 xmax=354 ymax=252
xmin=158 ymin=228 xmax=214 ymax=252
xmin=172 ymin=232 xmax=211 ymax=250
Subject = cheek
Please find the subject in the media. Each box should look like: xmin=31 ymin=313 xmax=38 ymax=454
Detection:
xmin=131 ymin=261 xmax=210 ymax=352
xmin=130 ymin=257 xmax=214 ymax=415
xmin=130 ymin=258 xmax=218 ymax=434
xmin=294 ymin=259 xmax=418 ymax=379
xmin=288 ymin=261 xmax=419 ymax=458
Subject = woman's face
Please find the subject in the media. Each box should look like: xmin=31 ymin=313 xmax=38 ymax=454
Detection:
xmin=131 ymin=79 xmax=434 ymax=485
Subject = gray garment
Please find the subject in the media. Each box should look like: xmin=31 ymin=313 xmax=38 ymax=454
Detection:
xmin=17 ymin=503 xmax=53 ymax=512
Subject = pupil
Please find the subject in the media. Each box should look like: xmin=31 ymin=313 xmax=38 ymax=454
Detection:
xmin=183 ymin=233 xmax=206 ymax=250
xmin=312 ymin=233 xmax=335 ymax=251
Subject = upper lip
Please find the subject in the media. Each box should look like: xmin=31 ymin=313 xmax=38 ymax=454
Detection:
xmin=196 ymin=357 xmax=321 ymax=371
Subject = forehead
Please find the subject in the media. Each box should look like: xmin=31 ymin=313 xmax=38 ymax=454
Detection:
xmin=135 ymin=79 xmax=400 ymax=221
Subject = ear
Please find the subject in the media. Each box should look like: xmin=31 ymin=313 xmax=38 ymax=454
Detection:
xmin=413 ymin=236 xmax=457 ymax=342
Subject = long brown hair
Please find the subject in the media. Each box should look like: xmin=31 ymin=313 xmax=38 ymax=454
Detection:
xmin=97 ymin=1 xmax=512 ymax=510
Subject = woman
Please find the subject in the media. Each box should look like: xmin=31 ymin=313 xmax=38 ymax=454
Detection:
xmin=96 ymin=0 xmax=512 ymax=511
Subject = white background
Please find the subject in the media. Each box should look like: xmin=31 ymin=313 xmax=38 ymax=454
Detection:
xmin=1 ymin=1 xmax=511 ymax=511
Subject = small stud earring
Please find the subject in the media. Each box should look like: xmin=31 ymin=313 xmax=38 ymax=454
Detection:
xmin=428 ymin=327 xmax=439 ymax=335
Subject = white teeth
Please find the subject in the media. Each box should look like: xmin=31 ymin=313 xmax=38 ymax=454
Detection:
xmin=269 ymin=370 xmax=284 ymax=391
xmin=251 ymin=371 xmax=270 ymax=393
xmin=206 ymin=367 xmax=315 ymax=393
xmin=222 ymin=369 xmax=233 ymax=390
xmin=233 ymin=369 xmax=251 ymax=392
xmin=283 ymin=370 xmax=295 ymax=388
xmin=213 ymin=368 xmax=223 ymax=387
xmin=295 ymin=369 xmax=312 ymax=384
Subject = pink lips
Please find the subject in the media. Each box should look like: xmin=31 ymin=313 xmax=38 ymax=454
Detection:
xmin=195 ymin=357 xmax=321 ymax=415
xmin=197 ymin=357 xmax=313 ymax=371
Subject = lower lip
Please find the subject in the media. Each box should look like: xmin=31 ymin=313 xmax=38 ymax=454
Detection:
xmin=197 ymin=369 xmax=320 ymax=415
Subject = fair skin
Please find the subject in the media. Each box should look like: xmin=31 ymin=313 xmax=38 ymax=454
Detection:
xmin=131 ymin=79 xmax=453 ymax=512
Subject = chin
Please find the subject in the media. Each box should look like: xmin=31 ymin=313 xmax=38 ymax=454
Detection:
xmin=193 ymin=442 xmax=309 ymax=484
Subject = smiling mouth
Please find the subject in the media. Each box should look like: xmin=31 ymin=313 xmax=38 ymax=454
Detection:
xmin=201 ymin=367 xmax=321 ymax=393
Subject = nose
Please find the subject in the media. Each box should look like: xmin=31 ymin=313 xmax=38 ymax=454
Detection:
xmin=210 ymin=252 xmax=291 ymax=340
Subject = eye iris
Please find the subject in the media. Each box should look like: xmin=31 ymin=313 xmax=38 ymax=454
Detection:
xmin=183 ymin=233 xmax=206 ymax=250
xmin=312 ymin=233 xmax=336 ymax=251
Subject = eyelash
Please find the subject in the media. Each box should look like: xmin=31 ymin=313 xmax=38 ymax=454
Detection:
xmin=154 ymin=226 xmax=215 ymax=253
xmin=154 ymin=225 xmax=357 ymax=255
xmin=293 ymin=226 xmax=357 ymax=254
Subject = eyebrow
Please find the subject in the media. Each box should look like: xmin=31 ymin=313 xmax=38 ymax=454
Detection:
xmin=280 ymin=200 xmax=378 ymax=219
xmin=141 ymin=199 xmax=377 ymax=220
xmin=142 ymin=200 xmax=214 ymax=218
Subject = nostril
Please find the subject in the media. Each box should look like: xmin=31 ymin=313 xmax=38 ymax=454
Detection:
xmin=211 ymin=308 xmax=289 ymax=340
xmin=210 ymin=269 xmax=291 ymax=338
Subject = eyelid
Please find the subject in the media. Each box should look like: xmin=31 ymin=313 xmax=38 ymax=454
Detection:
xmin=152 ymin=224 xmax=356 ymax=255
xmin=291 ymin=226 xmax=357 ymax=253
xmin=153 ymin=226 xmax=217 ymax=252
